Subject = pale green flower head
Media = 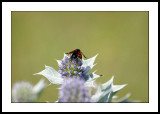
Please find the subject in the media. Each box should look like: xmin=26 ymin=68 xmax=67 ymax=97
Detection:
xmin=12 ymin=79 xmax=46 ymax=102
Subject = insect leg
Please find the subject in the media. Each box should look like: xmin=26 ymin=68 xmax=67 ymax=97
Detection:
xmin=81 ymin=52 xmax=87 ymax=58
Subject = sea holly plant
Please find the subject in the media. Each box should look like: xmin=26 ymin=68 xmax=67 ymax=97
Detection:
xmin=91 ymin=76 xmax=127 ymax=102
xmin=34 ymin=51 xmax=135 ymax=103
xmin=35 ymin=53 xmax=100 ymax=87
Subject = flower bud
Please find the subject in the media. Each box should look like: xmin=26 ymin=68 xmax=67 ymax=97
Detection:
xmin=59 ymin=78 xmax=91 ymax=102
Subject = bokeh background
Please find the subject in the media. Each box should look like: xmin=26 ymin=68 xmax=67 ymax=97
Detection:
xmin=11 ymin=11 xmax=148 ymax=102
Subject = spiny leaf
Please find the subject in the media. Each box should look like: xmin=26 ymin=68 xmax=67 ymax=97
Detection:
xmin=34 ymin=65 xmax=63 ymax=85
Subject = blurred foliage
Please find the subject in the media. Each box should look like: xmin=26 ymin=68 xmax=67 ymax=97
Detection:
xmin=11 ymin=11 xmax=148 ymax=102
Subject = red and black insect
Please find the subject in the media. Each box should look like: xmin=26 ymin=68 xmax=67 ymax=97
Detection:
xmin=65 ymin=49 xmax=86 ymax=60
xmin=66 ymin=49 xmax=103 ymax=77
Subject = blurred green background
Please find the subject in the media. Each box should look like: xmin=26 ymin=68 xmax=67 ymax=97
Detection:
xmin=11 ymin=11 xmax=148 ymax=102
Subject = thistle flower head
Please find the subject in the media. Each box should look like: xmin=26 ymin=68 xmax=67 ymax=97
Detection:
xmin=58 ymin=56 xmax=85 ymax=79
xmin=12 ymin=79 xmax=46 ymax=102
xmin=35 ymin=53 xmax=101 ymax=87
xmin=12 ymin=82 xmax=37 ymax=102
xmin=59 ymin=77 xmax=91 ymax=102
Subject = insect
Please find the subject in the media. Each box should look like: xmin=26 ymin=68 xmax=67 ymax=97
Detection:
xmin=65 ymin=49 xmax=86 ymax=60
xmin=66 ymin=49 xmax=103 ymax=77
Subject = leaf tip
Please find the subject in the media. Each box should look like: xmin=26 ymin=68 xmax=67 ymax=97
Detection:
xmin=110 ymin=76 xmax=114 ymax=82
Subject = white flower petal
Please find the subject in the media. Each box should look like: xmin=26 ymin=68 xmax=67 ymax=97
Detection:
xmin=82 ymin=54 xmax=98 ymax=74
xmin=56 ymin=60 xmax=61 ymax=66
xmin=91 ymin=77 xmax=114 ymax=102
xmin=63 ymin=53 xmax=69 ymax=60
xmin=84 ymin=72 xmax=103 ymax=88
xmin=107 ymin=84 xmax=127 ymax=102
xmin=100 ymin=92 xmax=112 ymax=102
xmin=85 ymin=71 xmax=101 ymax=81
xmin=91 ymin=83 xmax=112 ymax=102
xmin=34 ymin=65 xmax=63 ymax=85
xmin=98 ymin=84 xmax=113 ymax=102
xmin=115 ymin=93 xmax=139 ymax=103
xmin=118 ymin=93 xmax=131 ymax=101
xmin=101 ymin=76 xmax=114 ymax=90
xmin=82 ymin=64 xmax=96 ymax=74
xmin=112 ymin=84 xmax=127 ymax=93
xmin=85 ymin=79 xmax=96 ymax=87
xmin=56 ymin=53 xmax=69 ymax=66
xmin=33 ymin=79 xmax=46 ymax=95
xmin=91 ymin=84 xmax=104 ymax=102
